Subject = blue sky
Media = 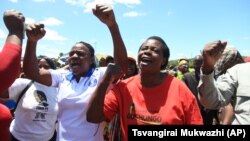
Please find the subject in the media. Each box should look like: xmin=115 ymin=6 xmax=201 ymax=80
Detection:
xmin=1 ymin=0 xmax=249 ymax=60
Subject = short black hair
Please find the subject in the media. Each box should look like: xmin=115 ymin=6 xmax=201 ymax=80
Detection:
xmin=37 ymin=55 xmax=56 ymax=70
xmin=139 ymin=36 xmax=170 ymax=70
xmin=77 ymin=41 xmax=96 ymax=68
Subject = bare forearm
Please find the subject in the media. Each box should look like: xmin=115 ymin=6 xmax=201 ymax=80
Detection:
xmin=87 ymin=80 xmax=110 ymax=123
xmin=23 ymin=40 xmax=39 ymax=80
xmin=109 ymin=23 xmax=127 ymax=75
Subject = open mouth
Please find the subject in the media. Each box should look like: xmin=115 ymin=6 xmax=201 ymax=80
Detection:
xmin=140 ymin=57 xmax=152 ymax=66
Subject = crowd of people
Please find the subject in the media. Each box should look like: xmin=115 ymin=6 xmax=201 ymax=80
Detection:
xmin=1 ymin=3 xmax=250 ymax=141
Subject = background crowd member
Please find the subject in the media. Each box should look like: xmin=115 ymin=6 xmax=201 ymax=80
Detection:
xmin=0 ymin=9 xmax=25 ymax=141
xmin=23 ymin=4 xmax=127 ymax=141
xmin=106 ymin=56 xmax=138 ymax=141
xmin=87 ymin=36 xmax=203 ymax=141
xmin=106 ymin=55 xmax=114 ymax=65
xmin=198 ymin=40 xmax=250 ymax=124
xmin=176 ymin=58 xmax=193 ymax=80
xmin=213 ymin=47 xmax=244 ymax=125
xmin=183 ymin=55 xmax=217 ymax=125
xmin=0 ymin=56 xmax=58 ymax=141
xmin=99 ymin=57 xmax=107 ymax=67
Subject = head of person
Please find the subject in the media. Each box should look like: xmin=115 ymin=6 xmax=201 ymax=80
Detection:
xmin=123 ymin=57 xmax=138 ymax=79
xmin=68 ymin=41 xmax=96 ymax=77
xmin=137 ymin=36 xmax=169 ymax=74
xmin=99 ymin=57 xmax=107 ymax=67
xmin=37 ymin=55 xmax=56 ymax=70
xmin=105 ymin=55 xmax=114 ymax=65
xmin=193 ymin=55 xmax=203 ymax=73
xmin=178 ymin=58 xmax=189 ymax=74
xmin=214 ymin=47 xmax=244 ymax=79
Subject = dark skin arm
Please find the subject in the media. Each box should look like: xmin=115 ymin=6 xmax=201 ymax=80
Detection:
xmin=0 ymin=9 xmax=25 ymax=92
xmin=201 ymin=40 xmax=227 ymax=74
xmin=93 ymin=4 xmax=128 ymax=78
xmin=4 ymin=9 xmax=25 ymax=46
xmin=87 ymin=63 xmax=121 ymax=123
xmin=23 ymin=23 xmax=52 ymax=86
xmin=86 ymin=4 xmax=128 ymax=123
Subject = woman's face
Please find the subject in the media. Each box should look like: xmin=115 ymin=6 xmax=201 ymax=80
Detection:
xmin=138 ymin=39 xmax=166 ymax=73
xmin=68 ymin=43 xmax=94 ymax=77
xmin=38 ymin=59 xmax=51 ymax=70
xmin=124 ymin=60 xmax=137 ymax=78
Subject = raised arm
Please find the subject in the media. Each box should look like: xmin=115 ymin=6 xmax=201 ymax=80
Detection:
xmin=198 ymin=40 xmax=228 ymax=108
xmin=23 ymin=23 xmax=52 ymax=86
xmin=87 ymin=63 xmax=121 ymax=123
xmin=93 ymin=4 xmax=128 ymax=78
xmin=0 ymin=9 xmax=25 ymax=92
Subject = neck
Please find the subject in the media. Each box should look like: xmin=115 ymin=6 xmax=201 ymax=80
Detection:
xmin=140 ymin=72 xmax=167 ymax=88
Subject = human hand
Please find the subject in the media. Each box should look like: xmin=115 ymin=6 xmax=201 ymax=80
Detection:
xmin=202 ymin=40 xmax=227 ymax=74
xmin=92 ymin=4 xmax=116 ymax=27
xmin=104 ymin=63 xmax=121 ymax=84
xmin=3 ymin=9 xmax=25 ymax=37
xmin=26 ymin=23 xmax=46 ymax=42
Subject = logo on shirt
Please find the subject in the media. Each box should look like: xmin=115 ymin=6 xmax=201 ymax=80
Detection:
xmin=33 ymin=90 xmax=48 ymax=121
xmin=88 ymin=78 xmax=97 ymax=87
xmin=127 ymin=102 xmax=162 ymax=125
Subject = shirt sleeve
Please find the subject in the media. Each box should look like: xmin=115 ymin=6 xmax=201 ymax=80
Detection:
xmin=0 ymin=43 xmax=22 ymax=92
xmin=8 ymin=78 xmax=30 ymax=101
xmin=198 ymin=69 xmax=236 ymax=109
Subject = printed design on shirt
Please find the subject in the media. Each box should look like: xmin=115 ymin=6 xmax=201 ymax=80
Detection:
xmin=127 ymin=102 xmax=162 ymax=125
xmin=88 ymin=78 xmax=97 ymax=87
xmin=33 ymin=90 xmax=48 ymax=121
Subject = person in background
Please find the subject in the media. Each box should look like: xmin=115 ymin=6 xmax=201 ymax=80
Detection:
xmin=198 ymin=40 xmax=250 ymax=124
xmin=23 ymin=4 xmax=127 ymax=141
xmin=87 ymin=36 xmax=203 ymax=141
xmin=183 ymin=55 xmax=217 ymax=124
xmin=106 ymin=55 xmax=114 ymax=65
xmin=0 ymin=56 xmax=58 ymax=141
xmin=0 ymin=9 xmax=25 ymax=141
xmin=176 ymin=58 xmax=193 ymax=79
xmin=213 ymin=47 xmax=244 ymax=125
xmin=99 ymin=57 xmax=107 ymax=67
xmin=106 ymin=56 xmax=138 ymax=141
xmin=122 ymin=57 xmax=138 ymax=80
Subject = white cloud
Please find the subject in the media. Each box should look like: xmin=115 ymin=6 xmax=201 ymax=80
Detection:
xmin=0 ymin=29 xmax=6 ymax=39
xmin=25 ymin=17 xmax=36 ymax=24
xmin=123 ymin=11 xmax=145 ymax=17
xmin=43 ymin=28 xmax=68 ymax=41
xmin=32 ymin=0 xmax=55 ymax=2
xmin=40 ymin=17 xmax=63 ymax=26
xmin=37 ymin=44 xmax=62 ymax=58
xmin=9 ymin=0 xmax=18 ymax=3
xmin=0 ymin=29 xmax=7 ymax=39
xmin=65 ymin=0 xmax=141 ymax=13
xmin=114 ymin=0 xmax=141 ymax=5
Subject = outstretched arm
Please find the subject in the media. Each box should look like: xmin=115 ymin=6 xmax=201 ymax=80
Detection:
xmin=23 ymin=23 xmax=52 ymax=86
xmin=93 ymin=4 xmax=128 ymax=79
xmin=0 ymin=9 xmax=25 ymax=92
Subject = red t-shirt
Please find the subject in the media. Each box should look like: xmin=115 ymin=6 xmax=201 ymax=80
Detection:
xmin=0 ymin=104 xmax=12 ymax=141
xmin=0 ymin=43 xmax=21 ymax=92
xmin=104 ymin=74 xmax=203 ymax=141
